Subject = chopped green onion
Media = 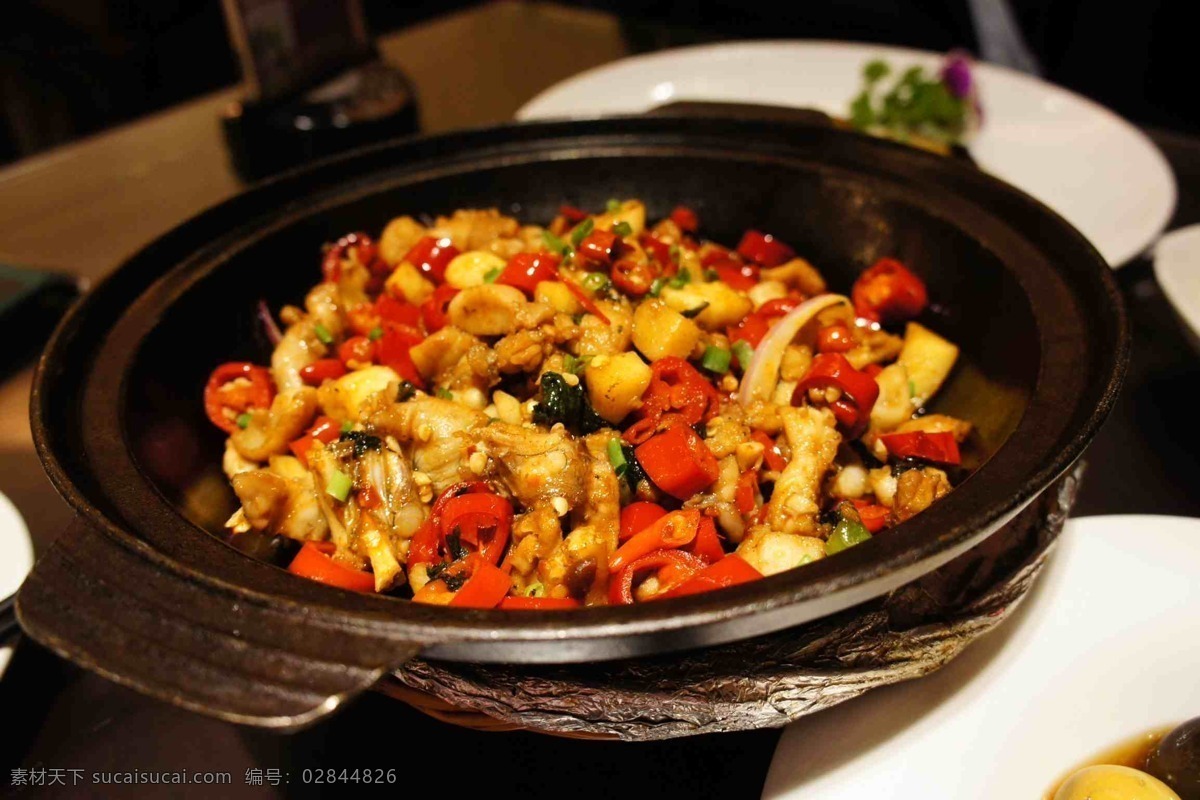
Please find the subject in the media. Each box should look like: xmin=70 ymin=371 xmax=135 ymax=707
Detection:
xmin=612 ymin=221 xmax=633 ymax=238
xmin=825 ymin=517 xmax=872 ymax=555
xmin=524 ymin=581 xmax=546 ymax=598
xmin=704 ymin=268 xmax=720 ymax=282
xmin=732 ymin=340 xmax=754 ymax=371
xmin=340 ymin=420 xmax=354 ymax=433
xmin=235 ymin=412 xmax=252 ymax=429
xmin=563 ymin=354 xmax=591 ymax=375
xmin=483 ymin=266 xmax=503 ymax=283
xmin=436 ymin=387 xmax=453 ymax=400
xmin=581 ymin=272 xmax=610 ymax=293
xmin=679 ymin=301 xmax=709 ymax=319
xmin=607 ymin=437 xmax=628 ymax=477
xmin=606 ymin=198 xmax=621 ymax=212
xmin=542 ymin=229 xmax=571 ymax=256
xmin=368 ymin=326 xmax=384 ymax=341
xmin=701 ymin=345 xmax=732 ymax=374
xmin=648 ymin=277 xmax=667 ymax=297
xmin=908 ymin=379 xmax=917 ymax=398
xmin=667 ymin=267 xmax=692 ymax=289
xmin=569 ymin=217 xmax=594 ymax=247
xmin=313 ymin=323 xmax=334 ymax=345
xmin=325 ymin=470 xmax=353 ymax=503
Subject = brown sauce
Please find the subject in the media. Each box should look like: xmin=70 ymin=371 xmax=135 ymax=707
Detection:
xmin=1045 ymin=726 xmax=1177 ymax=799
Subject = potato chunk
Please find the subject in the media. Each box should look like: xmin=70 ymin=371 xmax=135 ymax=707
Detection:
xmin=317 ymin=365 xmax=401 ymax=422
xmin=447 ymin=284 xmax=527 ymax=336
xmin=661 ymin=281 xmax=753 ymax=330
xmin=585 ymin=352 xmax=653 ymax=423
xmin=632 ymin=299 xmax=702 ymax=361
xmin=898 ymin=322 xmax=959 ymax=404
xmin=444 ymin=250 xmax=507 ymax=289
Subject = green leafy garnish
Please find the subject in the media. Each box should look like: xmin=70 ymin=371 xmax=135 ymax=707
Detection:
xmin=563 ymin=354 xmax=592 ymax=375
xmin=606 ymin=198 xmax=621 ymax=212
xmin=340 ymin=430 xmax=382 ymax=457
xmin=313 ymin=323 xmax=334 ymax=345
xmin=607 ymin=437 xmax=627 ymax=477
xmin=612 ymin=221 xmax=633 ymax=238
xmin=532 ymin=372 xmax=606 ymax=435
xmin=648 ymin=277 xmax=667 ymax=297
xmin=235 ymin=412 xmax=252 ymax=429
xmin=569 ymin=217 xmax=594 ymax=247
xmin=679 ymin=301 xmax=710 ymax=319
xmin=701 ymin=345 xmax=732 ymax=374
xmin=619 ymin=442 xmax=647 ymax=491
xmin=848 ymin=58 xmax=973 ymax=145
xmin=732 ymin=340 xmax=754 ymax=371
xmin=524 ymin=581 xmax=546 ymax=598
xmin=908 ymin=379 xmax=917 ymax=398
xmin=340 ymin=419 xmax=354 ymax=433
xmin=325 ymin=470 xmax=353 ymax=502
xmin=483 ymin=266 xmax=503 ymax=283
xmin=436 ymin=387 xmax=453 ymax=400
xmin=368 ymin=326 xmax=384 ymax=341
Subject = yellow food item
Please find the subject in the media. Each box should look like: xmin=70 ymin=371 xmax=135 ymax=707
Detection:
xmin=585 ymin=352 xmax=653 ymax=423
xmin=378 ymin=216 xmax=426 ymax=265
xmin=384 ymin=261 xmax=435 ymax=305
xmin=661 ymin=281 xmax=752 ymax=331
xmin=632 ymin=299 xmax=702 ymax=361
xmin=535 ymin=280 xmax=582 ymax=315
xmin=444 ymin=250 xmax=508 ymax=289
xmin=1053 ymin=766 xmax=1181 ymax=800
xmin=317 ymin=365 xmax=401 ymax=421
xmin=898 ymin=321 xmax=959 ymax=404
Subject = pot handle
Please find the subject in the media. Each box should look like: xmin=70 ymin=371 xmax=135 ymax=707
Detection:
xmin=15 ymin=517 xmax=423 ymax=730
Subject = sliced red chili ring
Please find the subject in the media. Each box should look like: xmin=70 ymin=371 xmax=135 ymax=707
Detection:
xmin=608 ymin=549 xmax=707 ymax=605
xmin=793 ymin=353 xmax=880 ymax=438
xmin=204 ymin=362 xmax=275 ymax=433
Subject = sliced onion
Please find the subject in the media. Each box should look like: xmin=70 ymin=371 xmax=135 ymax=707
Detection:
xmin=256 ymin=299 xmax=283 ymax=345
xmin=737 ymin=293 xmax=852 ymax=405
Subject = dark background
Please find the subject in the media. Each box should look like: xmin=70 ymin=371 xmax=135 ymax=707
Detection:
xmin=1 ymin=0 xmax=1196 ymax=167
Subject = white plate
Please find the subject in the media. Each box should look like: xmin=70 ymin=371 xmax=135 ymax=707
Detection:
xmin=1155 ymin=224 xmax=1200 ymax=347
xmin=518 ymin=41 xmax=1176 ymax=268
xmin=761 ymin=515 xmax=1200 ymax=799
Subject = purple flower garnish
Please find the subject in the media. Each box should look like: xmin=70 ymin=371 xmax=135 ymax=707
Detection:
xmin=940 ymin=53 xmax=973 ymax=99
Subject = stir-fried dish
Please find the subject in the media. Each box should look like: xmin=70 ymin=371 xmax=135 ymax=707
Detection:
xmin=208 ymin=200 xmax=970 ymax=609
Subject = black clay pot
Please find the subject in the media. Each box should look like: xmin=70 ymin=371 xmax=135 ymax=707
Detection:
xmin=18 ymin=117 xmax=1126 ymax=729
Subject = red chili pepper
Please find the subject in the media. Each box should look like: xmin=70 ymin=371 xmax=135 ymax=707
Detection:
xmin=700 ymin=245 xmax=733 ymax=267
xmin=498 ymin=251 xmax=561 ymax=296
xmin=863 ymin=363 xmax=883 ymax=378
xmin=623 ymin=357 xmax=721 ymax=445
xmin=338 ymin=336 xmax=376 ymax=366
xmin=686 ymin=515 xmax=726 ymax=564
xmin=204 ymin=362 xmax=275 ymax=433
xmin=411 ymin=483 xmax=510 ymax=569
xmin=737 ymin=230 xmax=795 ymax=267
xmin=669 ymin=205 xmax=699 ymax=233
xmin=640 ymin=233 xmax=673 ymax=266
xmin=727 ymin=296 xmax=803 ymax=348
xmin=816 ymin=323 xmax=856 ymax=353
xmin=321 ymin=232 xmax=376 ymax=283
xmin=877 ymin=431 xmax=962 ymax=466
xmin=635 ymin=426 xmax=719 ymax=500
xmin=794 ymin=353 xmax=880 ymax=438
xmin=662 ymin=554 xmax=762 ymax=599
xmin=734 ymin=470 xmax=759 ymax=514
xmin=289 ymin=416 xmax=341 ymax=464
xmin=561 ymin=276 xmax=611 ymax=324
xmin=608 ymin=549 xmax=707 ymax=605
xmin=753 ymin=431 xmax=787 ymax=473
xmin=611 ymin=256 xmax=657 ymax=296
xmin=420 ymin=284 xmax=459 ymax=333
xmin=375 ymin=327 xmax=426 ymax=388
xmin=299 ymin=358 xmax=347 ymax=386
xmin=407 ymin=519 xmax=440 ymax=568
xmin=375 ymin=294 xmax=423 ymax=329
xmin=851 ymin=499 xmax=890 ymax=533
xmin=577 ymin=230 xmax=620 ymax=266
xmin=448 ymin=557 xmax=512 ymax=608
xmin=498 ymin=596 xmax=581 ymax=610
xmin=288 ymin=542 xmax=376 ymax=593
xmin=558 ymin=204 xmax=589 ymax=224
xmin=619 ymin=501 xmax=668 ymax=542
xmin=346 ymin=302 xmax=380 ymax=337
xmin=402 ymin=236 xmax=460 ymax=283
xmin=609 ymin=509 xmax=701 ymax=573
xmin=710 ymin=259 xmax=759 ymax=291
xmin=439 ymin=491 xmax=513 ymax=565
xmin=851 ymin=258 xmax=928 ymax=324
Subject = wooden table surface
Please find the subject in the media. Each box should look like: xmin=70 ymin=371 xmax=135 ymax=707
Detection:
xmin=4 ymin=4 xmax=1200 ymax=798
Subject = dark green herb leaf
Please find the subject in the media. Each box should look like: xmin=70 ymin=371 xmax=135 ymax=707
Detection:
xmin=612 ymin=221 xmax=633 ymax=238
xmin=340 ymin=430 xmax=383 ymax=457
xmin=532 ymin=372 xmax=606 ymax=435
xmin=396 ymin=381 xmax=418 ymax=402
xmin=569 ymin=218 xmax=594 ymax=247
xmin=680 ymin=301 xmax=710 ymax=319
